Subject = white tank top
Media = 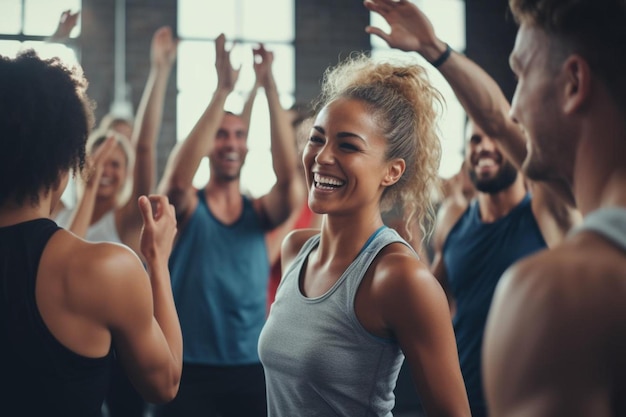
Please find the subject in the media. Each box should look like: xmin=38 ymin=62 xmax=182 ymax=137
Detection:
xmin=55 ymin=208 xmax=123 ymax=244
xmin=570 ymin=207 xmax=626 ymax=251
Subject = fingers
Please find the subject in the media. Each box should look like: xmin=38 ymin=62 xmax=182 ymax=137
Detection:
xmin=364 ymin=0 xmax=389 ymax=14
xmin=215 ymin=33 xmax=226 ymax=54
xmin=365 ymin=26 xmax=390 ymax=43
xmin=138 ymin=195 xmax=155 ymax=227
xmin=152 ymin=26 xmax=178 ymax=65
xmin=140 ymin=194 xmax=176 ymax=223
xmin=87 ymin=136 xmax=117 ymax=176
xmin=92 ymin=136 xmax=117 ymax=164
xmin=69 ymin=10 xmax=80 ymax=22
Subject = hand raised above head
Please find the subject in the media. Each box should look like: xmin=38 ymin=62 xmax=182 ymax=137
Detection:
xmin=214 ymin=33 xmax=240 ymax=93
xmin=84 ymin=135 xmax=117 ymax=188
xmin=50 ymin=9 xmax=80 ymax=41
xmin=151 ymin=26 xmax=178 ymax=69
xmin=364 ymin=0 xmax=439 ymax=56
xmin=253 ymin=43 xmax=275 ymax=88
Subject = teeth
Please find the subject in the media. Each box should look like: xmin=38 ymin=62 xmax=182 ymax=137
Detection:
xmin=477 ymin=158 xmax=495 ymax=168
xmin=314 ymin=173 xmax=345 ymax=187
xmin=225 ymin=152 xmax=239 ymax=161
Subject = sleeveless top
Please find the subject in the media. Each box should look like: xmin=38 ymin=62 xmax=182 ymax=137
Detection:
xmin=169 ymin=190 xmax=269 ymax=365
xmin=267 ymin=203 xmax=317 ymax=310
xmin=258 ymin=226 xmax=411 ymax=417
xmin=55 ymin=207 xmax=123 ymax=244
xmin=0 ymin=218 xmax=113 ymax=416
xmin=442 ymin=193 xmax=546 ymax=417
xmin=570 ymin=207 xmax=626 ymax=250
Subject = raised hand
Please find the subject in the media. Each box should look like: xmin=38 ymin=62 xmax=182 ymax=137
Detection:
xmin=214 ymin=34 xmax=240 ymax=94
xmin=151 ymin=26 xmax=178 ymax=70
xmin=50 ymin=9 xmax=80 ymax=42
xmin=364 ymin=0 xmax=439 ymax=56
xmin=252 ymin=43 xmax=275 ymax=89
xmin=84 ymin=135 xmax=117 ymax=189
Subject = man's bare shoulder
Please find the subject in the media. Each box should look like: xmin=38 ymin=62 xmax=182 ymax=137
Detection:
xmin=484 ymin=229 xmax=626 ymax=417
xmin=499 ymin=232 xmax=626 ymax=311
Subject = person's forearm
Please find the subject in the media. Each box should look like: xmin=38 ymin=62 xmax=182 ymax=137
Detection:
xmin=67 ymin=185 xmax=98 ymax=238
xmin=131 ymin=65 xmax=172 ymax=199
xmin=145 ymin=255 xmax=183 ymax=389
xmin=240 ymin=82 xmax=260 ymax=129
xmin=265 ymin=77 xmax=298 ymax=186
xmin=435 ymin=49 xmax=528 ymax=169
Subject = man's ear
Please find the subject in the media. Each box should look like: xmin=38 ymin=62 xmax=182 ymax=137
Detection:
xmin=382 ymin=158 xmax=405 ymax=186
xmin=562 ymin=54 xmax=591 ymax=115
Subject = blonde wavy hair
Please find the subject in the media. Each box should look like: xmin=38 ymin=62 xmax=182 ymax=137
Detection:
xmin=314 ymin=52 xmax=444 ymax=240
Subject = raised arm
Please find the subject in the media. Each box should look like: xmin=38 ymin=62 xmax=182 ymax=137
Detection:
xmin=119 ymin=26 xmax=177 ymax=228
xmin=65 ymin=135 xmax=117 ymax=237
xmin=364 ymin=0 xmax=527 ymax=166
xmin=158 ymin=33 xmax=239 ymax=220
xmin=365 ymin=0 xmax=578 ymax=225
xmin=47 ymin=9 xmax=80 ymax=43
xmin=239 ymin=75 xmax=261 ymax=130
xmin=253 ymin=44 xmax=303 ymax=227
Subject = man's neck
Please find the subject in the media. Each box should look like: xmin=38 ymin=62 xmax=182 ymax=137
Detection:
xmin=204 ymin=178 xmax=245 ymax=224
xmin=573 ymin=103 xmax=626 ymax=217
xmin=477 ymin=176 xmax=527 ymax=223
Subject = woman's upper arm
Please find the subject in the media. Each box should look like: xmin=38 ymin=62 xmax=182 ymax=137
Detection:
xmin=377 ymin=255 xmax=471 ymax=417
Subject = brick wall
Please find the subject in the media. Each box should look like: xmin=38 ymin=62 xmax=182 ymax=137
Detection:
xmin=294 ymin=0 xmax=370 ymax=106
xmin=79 ymin=0 xmax=177 ymax=181
xmin=465 ymin=0 xmax=518 ymax=102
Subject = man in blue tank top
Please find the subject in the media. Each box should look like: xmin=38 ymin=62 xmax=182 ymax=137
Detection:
xmin=156 ymin=35 xmax=302 ymax=417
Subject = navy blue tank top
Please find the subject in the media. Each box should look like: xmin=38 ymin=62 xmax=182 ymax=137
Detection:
xmin=443 ymin=194 xmax=546 ymax=417
xmin=0 ymin=218 xmax=113 ymax=416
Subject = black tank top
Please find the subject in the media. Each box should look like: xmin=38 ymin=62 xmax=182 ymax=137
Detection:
xmin=0 ymin=218 xmax=113 ymax=416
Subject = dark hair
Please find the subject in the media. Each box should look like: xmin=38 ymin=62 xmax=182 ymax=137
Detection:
xmin=509 ymin=0 xmax=626 ymax=110
xmin=0 ymin=50 xmax=95 ymax=206
xmin=315 ymin=53 xmax=443 ymax=240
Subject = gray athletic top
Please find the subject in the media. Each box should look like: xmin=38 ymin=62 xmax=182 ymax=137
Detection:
xmin=258 ymin=226 xmax=413 ymax=417
xmin=570 ymin=207 xmax=626 ymax=250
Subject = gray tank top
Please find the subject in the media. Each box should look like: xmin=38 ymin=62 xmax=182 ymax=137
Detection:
xmin=570 ymin=207 xmax=626 ymax=251
xmin=258 ymin=226 xmax=414 ymax=417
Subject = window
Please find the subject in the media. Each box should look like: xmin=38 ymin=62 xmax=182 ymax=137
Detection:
xmin=177 ymin=0 xmax=295 ymax=197
xmin=369 ymin=0 xmax=466 ymax=179
xmin=0 ymin=0 xmax=81 ymax=206
xmin=0 ymin=0 xmax=81 ymax=64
